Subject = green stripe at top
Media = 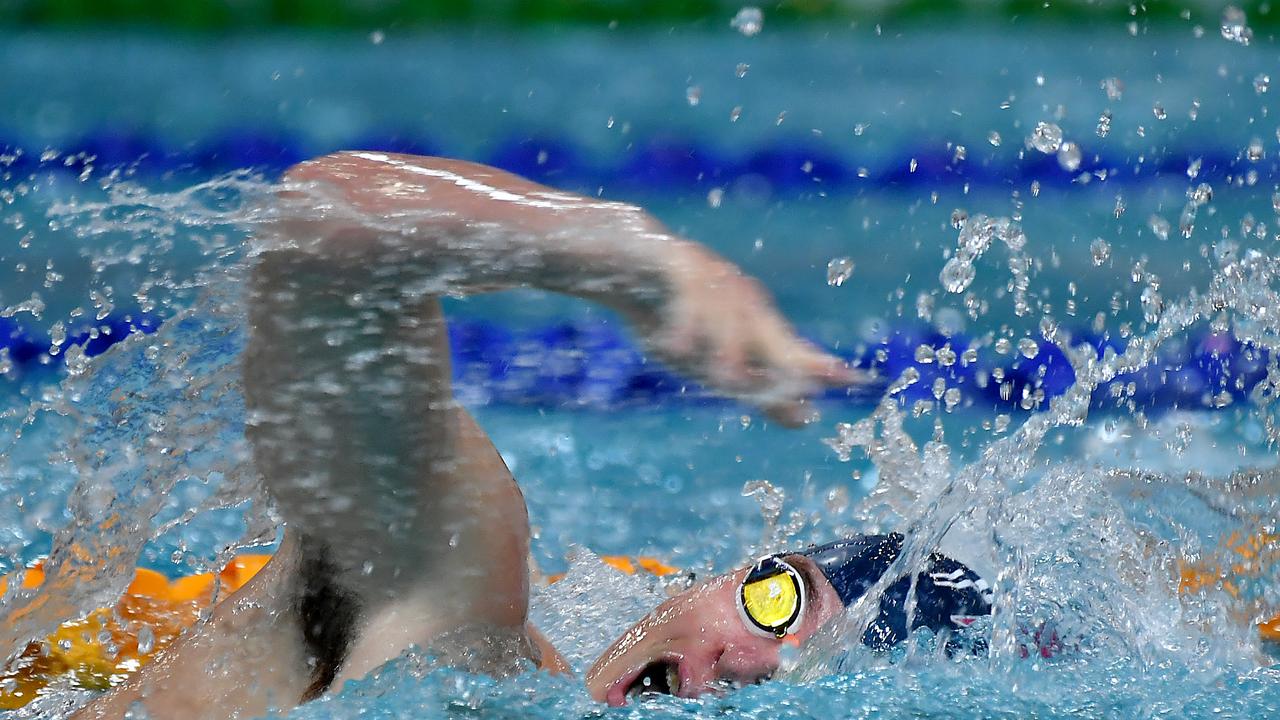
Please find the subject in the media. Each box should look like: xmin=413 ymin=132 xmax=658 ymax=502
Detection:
xmin=0 ymin=0 xmax=1274 ymax=30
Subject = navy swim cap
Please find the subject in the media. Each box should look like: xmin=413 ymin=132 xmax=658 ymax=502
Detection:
xmin=797 ymin=533 xmax=993 ymax=649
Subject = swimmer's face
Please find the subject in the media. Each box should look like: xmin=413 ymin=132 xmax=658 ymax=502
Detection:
xmin=584 ymin=554 xmax=843 ymax=706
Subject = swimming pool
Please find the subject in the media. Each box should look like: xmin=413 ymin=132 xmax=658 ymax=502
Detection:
xmin=2 ymin=18 xmax=1279 ymax=718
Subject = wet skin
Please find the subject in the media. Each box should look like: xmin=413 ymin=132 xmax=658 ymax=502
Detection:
xmin=586 ymin=554 xmax=845 ymax=706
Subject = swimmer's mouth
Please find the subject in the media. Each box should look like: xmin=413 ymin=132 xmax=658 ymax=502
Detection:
xmin=623 ymin=657 xmax=681 ymax=701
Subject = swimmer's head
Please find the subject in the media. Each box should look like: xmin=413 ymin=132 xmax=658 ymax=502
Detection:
xmin=585 ymin=534 xmax=991 ymax=705
xmin=584 ymin=551 xmax=846 ymax=706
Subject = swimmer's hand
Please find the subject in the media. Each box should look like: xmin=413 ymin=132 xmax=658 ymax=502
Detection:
xmin=625 ymin=243 xmax=864 ymax=427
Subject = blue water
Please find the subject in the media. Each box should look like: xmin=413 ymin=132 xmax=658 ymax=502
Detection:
xmin=1 ymin=21 xmax=1279 ymax=719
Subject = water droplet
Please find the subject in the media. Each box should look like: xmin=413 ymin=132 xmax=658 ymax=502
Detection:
xmin=826 ymin=257 xmax=855 ymax=286
xmin=730 ymin=6 xmax=764 ymax=36
xmin=1101 ymin=77 xmax=1124 ymax=101
xmin=1017 ymin=338 xmax=1040 ymax=359
xmin=1096 ymin=110 xmax=1113 ymax=138
xmin=988 ymin=131 xmax=1002 ymax=147
xmin=943 ymin=387 xmax=962 ymax=411
xmin=686 ymin=86 xmax=702 ymax=106
xmin=1148 ymin=214 xmax=1171 ymax=240
xmin=1247 ymin=138 xmax=1265 ymax=162
xmin=1255 ymin=73 xmax=1270 ymax=94
xmin=1152 ymin=103 xmax=1167 ymax=120
xmin=137 ymin=626 xmax=155 ymax=655
xmin=369 ymin=29 xmax=385 ymax=45
xmin=1221 ymin=5 xmax=1252 ymax=45
xmin=1057 ymin=142 xmax=1082 ymax=171
xmin=1188 ymin=182 xmax=1213 ymax=205
xmin=736 ymin=63 xmax=750 ymax=78
xmin=1140 ymin=285 xmax=1164 ymax=324
xmin=1029 ymin=121 xmax=1063 ymax=153
xmin=940 ymin=257 xmax=976 ymax=293
xmin=1091 ymin=237 xmax=1111 ymax=266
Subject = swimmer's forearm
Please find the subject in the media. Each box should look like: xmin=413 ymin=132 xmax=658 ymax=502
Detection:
xmin=273 ymin=151 xmax=712 ymax=310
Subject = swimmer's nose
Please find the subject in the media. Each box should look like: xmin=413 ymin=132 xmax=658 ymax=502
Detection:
xmin=710 ymin=641 xmax=780 ymax=689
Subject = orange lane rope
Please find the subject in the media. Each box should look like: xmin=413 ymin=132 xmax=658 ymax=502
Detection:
xmin=0 ymin=553 xmax=675 ymax=709
xmin=0 ymin=555 xmax=271 ymax=709
xmin=1177 ymin=530 xmax=1280 ymax=643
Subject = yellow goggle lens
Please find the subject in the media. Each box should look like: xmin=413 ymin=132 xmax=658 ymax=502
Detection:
xmin=741 ymin=571 xmax=800 ymax=633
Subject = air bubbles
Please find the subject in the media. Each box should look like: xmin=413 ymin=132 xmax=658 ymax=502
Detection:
xmin=368 ymin=29 xmax=385 ymax=45
xmin=706 ymin=187 xmax=724 ymax=208
xmin=730 ymin=6 xmax=764 ymax=36
xmin=1057 ymin=142 xmax=1082 ymax=171
xmin=1152 ymin=103 xmax=1167 ymax=121
xmin=951 ymin=209 xmax=968 ymax=229
xmin=735 ymin=63 xmax=750 ymax=78
xmin=988 ymin=131 xmax=1002 ymax=147
xmin=1187 ymin=157 xmax=1202 ymax=180
xmin=1029 ymin=121 xmax=1064 ymax=153
xmin=1090 ymin=238 xmax=1111 ymax=266
xmin=685 ymin=86 xmax=702 ymax=107
xmin=1255 ymin=73 xmax=1271 ymax=94
xmin=826 ymin=257 xmax=855 ymax=287
xmin=1220 ymin=5 xmax=1252 ymax=45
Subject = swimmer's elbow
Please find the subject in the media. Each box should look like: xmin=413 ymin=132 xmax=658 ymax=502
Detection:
xmin=267 ymin=153 xmax=416 ymax=258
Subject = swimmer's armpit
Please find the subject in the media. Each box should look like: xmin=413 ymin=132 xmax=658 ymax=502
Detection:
xmin=273 ymin=151 xmax=865 ymax=423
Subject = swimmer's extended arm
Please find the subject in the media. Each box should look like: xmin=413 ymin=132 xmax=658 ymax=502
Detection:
xmin=273 ymin=151 xmax=859 ymax=423
xmin=231 ymin=151 xmax=859 ymax=708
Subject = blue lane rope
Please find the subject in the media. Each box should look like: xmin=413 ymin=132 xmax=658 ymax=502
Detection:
xmin=0 ymin=312 xmax=1266 ymax=414
xmin=1 ymin=129 xmax=1272 ymax=190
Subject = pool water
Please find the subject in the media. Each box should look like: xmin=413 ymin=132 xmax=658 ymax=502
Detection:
xmin=2 ymin=19 xmax=1280 ymax=719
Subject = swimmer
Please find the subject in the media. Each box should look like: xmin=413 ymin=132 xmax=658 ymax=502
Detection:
xmin=68 ymin=152 xmax=988 ymax=718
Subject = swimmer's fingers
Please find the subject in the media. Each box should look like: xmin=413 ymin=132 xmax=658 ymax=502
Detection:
xmin=651 ymin=259 xmax=864 ymax=422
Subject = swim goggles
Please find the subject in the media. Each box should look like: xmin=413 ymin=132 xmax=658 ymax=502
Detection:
xmin=736 ymin=555 xmax=806 ymax=639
